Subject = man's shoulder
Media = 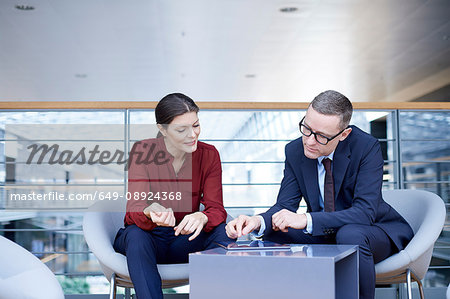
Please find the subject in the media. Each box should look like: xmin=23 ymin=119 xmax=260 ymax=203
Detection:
xmin=285 ymin=137 xmax=303 ymax=153
xmin=344 ymin=126 xmax=380 ymax=154
xmin=348 ymin=125 xmax=378 ymax=142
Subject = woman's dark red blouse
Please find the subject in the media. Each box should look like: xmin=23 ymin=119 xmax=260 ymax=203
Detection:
xmin=124 ymin=137 xmax=227 ymax=232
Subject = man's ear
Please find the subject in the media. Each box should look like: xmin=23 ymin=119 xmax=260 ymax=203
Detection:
xmin=339 ymin=127 xmax=352 ymax=141
xmin=157 ymin=124 xmax=166 ymax=137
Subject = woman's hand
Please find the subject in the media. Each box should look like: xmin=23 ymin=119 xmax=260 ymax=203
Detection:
xmin=174 ymin=212 xmax=208 ymax=241
xmin=143 ymin=203 xmax=176 ymax=227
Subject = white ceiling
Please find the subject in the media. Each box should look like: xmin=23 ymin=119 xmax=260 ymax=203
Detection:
xmin=0 ymin=0 xmax=449 ymax=102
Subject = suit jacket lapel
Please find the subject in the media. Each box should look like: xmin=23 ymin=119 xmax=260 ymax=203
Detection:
xmin=300 ymin=155 xmax=321 ymax=212
xmin=333 ymin=140 xmax=351 ymax=201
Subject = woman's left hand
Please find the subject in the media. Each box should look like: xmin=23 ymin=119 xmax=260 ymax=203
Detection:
xmin=174 ymin=212 xmax=208 ymax=241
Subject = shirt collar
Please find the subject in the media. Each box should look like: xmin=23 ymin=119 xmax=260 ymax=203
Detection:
xmin=318 ymin=151 xmax=335 ymax=165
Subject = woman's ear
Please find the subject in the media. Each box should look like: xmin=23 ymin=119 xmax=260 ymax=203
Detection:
xmin=157 ymin=124 xmax=166 ymax=137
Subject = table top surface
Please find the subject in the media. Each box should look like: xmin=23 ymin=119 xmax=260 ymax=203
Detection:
xmin=191 ymin=243 xmax=358 ymax=262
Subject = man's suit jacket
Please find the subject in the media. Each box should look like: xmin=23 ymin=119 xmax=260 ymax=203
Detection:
xmin=261 ymin=125 xmax=413 ymax=251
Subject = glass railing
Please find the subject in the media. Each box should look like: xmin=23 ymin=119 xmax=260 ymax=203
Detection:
xmin=0 ymin=104 xmax=448 ymax=294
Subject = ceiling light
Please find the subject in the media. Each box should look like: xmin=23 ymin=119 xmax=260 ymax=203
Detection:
xmin=15 ymin=5 xmax=34 ymax=11
xmin=280 ymin=7 xmax=298 ymax=13
xmin=75 ymin=74 xmax=87 ymax=79
xmin=245 ymin=74 xmax=256 ymax=78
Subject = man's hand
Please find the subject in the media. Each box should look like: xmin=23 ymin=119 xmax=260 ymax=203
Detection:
xmin=272 ymin=209 xmax=307 ymax=232
xmin=225 ymin=215 xmax=261 ymax=239
xmin=174 ymin=212 xmax=208 ymax=241
xmin=143 ymin=203 xmax=176 ymax=227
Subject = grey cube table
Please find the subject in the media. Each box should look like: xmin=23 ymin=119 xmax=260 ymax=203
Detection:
xmin=189 ymin=243 xmax=358 ymax=299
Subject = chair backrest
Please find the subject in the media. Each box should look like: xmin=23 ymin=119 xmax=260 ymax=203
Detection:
xmin=383 ymin=189 xmax=445 ymax=243
xmin=380 ymin=189 xmax=446 ymax=280
xmin=83 ymin=199 xmax=130 ymax=280
xmin=83 ymin=199 xmax=190 ymax=285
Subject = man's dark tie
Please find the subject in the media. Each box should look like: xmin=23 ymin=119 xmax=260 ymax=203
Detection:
xmin=322 ymin=158 xmax=335 ymax=212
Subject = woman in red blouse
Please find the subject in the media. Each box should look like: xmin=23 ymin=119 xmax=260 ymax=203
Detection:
xmin=113 ymin=93 xmax=234 ymax=299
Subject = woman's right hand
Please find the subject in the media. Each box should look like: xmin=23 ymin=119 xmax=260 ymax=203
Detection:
xmin=143 ymin=203 xmax=176 ymax=227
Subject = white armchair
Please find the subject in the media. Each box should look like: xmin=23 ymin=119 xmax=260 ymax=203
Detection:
xmin=376 ymin=189 xmax=446 ymax=299
xmin=0 ymin=235 xmax=64 ymax=299
xmin=83 ymin=201 xmax=189 ymax=299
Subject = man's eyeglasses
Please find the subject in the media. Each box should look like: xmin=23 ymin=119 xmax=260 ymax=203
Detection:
xmin=299 ymin=117 xmax=346 ymax=145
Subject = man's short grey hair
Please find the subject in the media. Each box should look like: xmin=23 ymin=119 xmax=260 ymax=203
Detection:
xmin=309 ymin=90 xmax=353 ymax=129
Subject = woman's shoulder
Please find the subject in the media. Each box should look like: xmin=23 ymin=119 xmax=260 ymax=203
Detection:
xmin=194 ymin=141 xmax=221 ymax=171
xmin=197 ymin=141 xmax=217 ymax=153
xmin=196 ymin=141 xmax=219 ymax=158
xmin=197 ymin=140 xmax=216 ymax=151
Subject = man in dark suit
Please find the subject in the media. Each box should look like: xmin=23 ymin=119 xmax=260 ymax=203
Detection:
xmin=226 ymin=90 xmax=413 ymax=299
